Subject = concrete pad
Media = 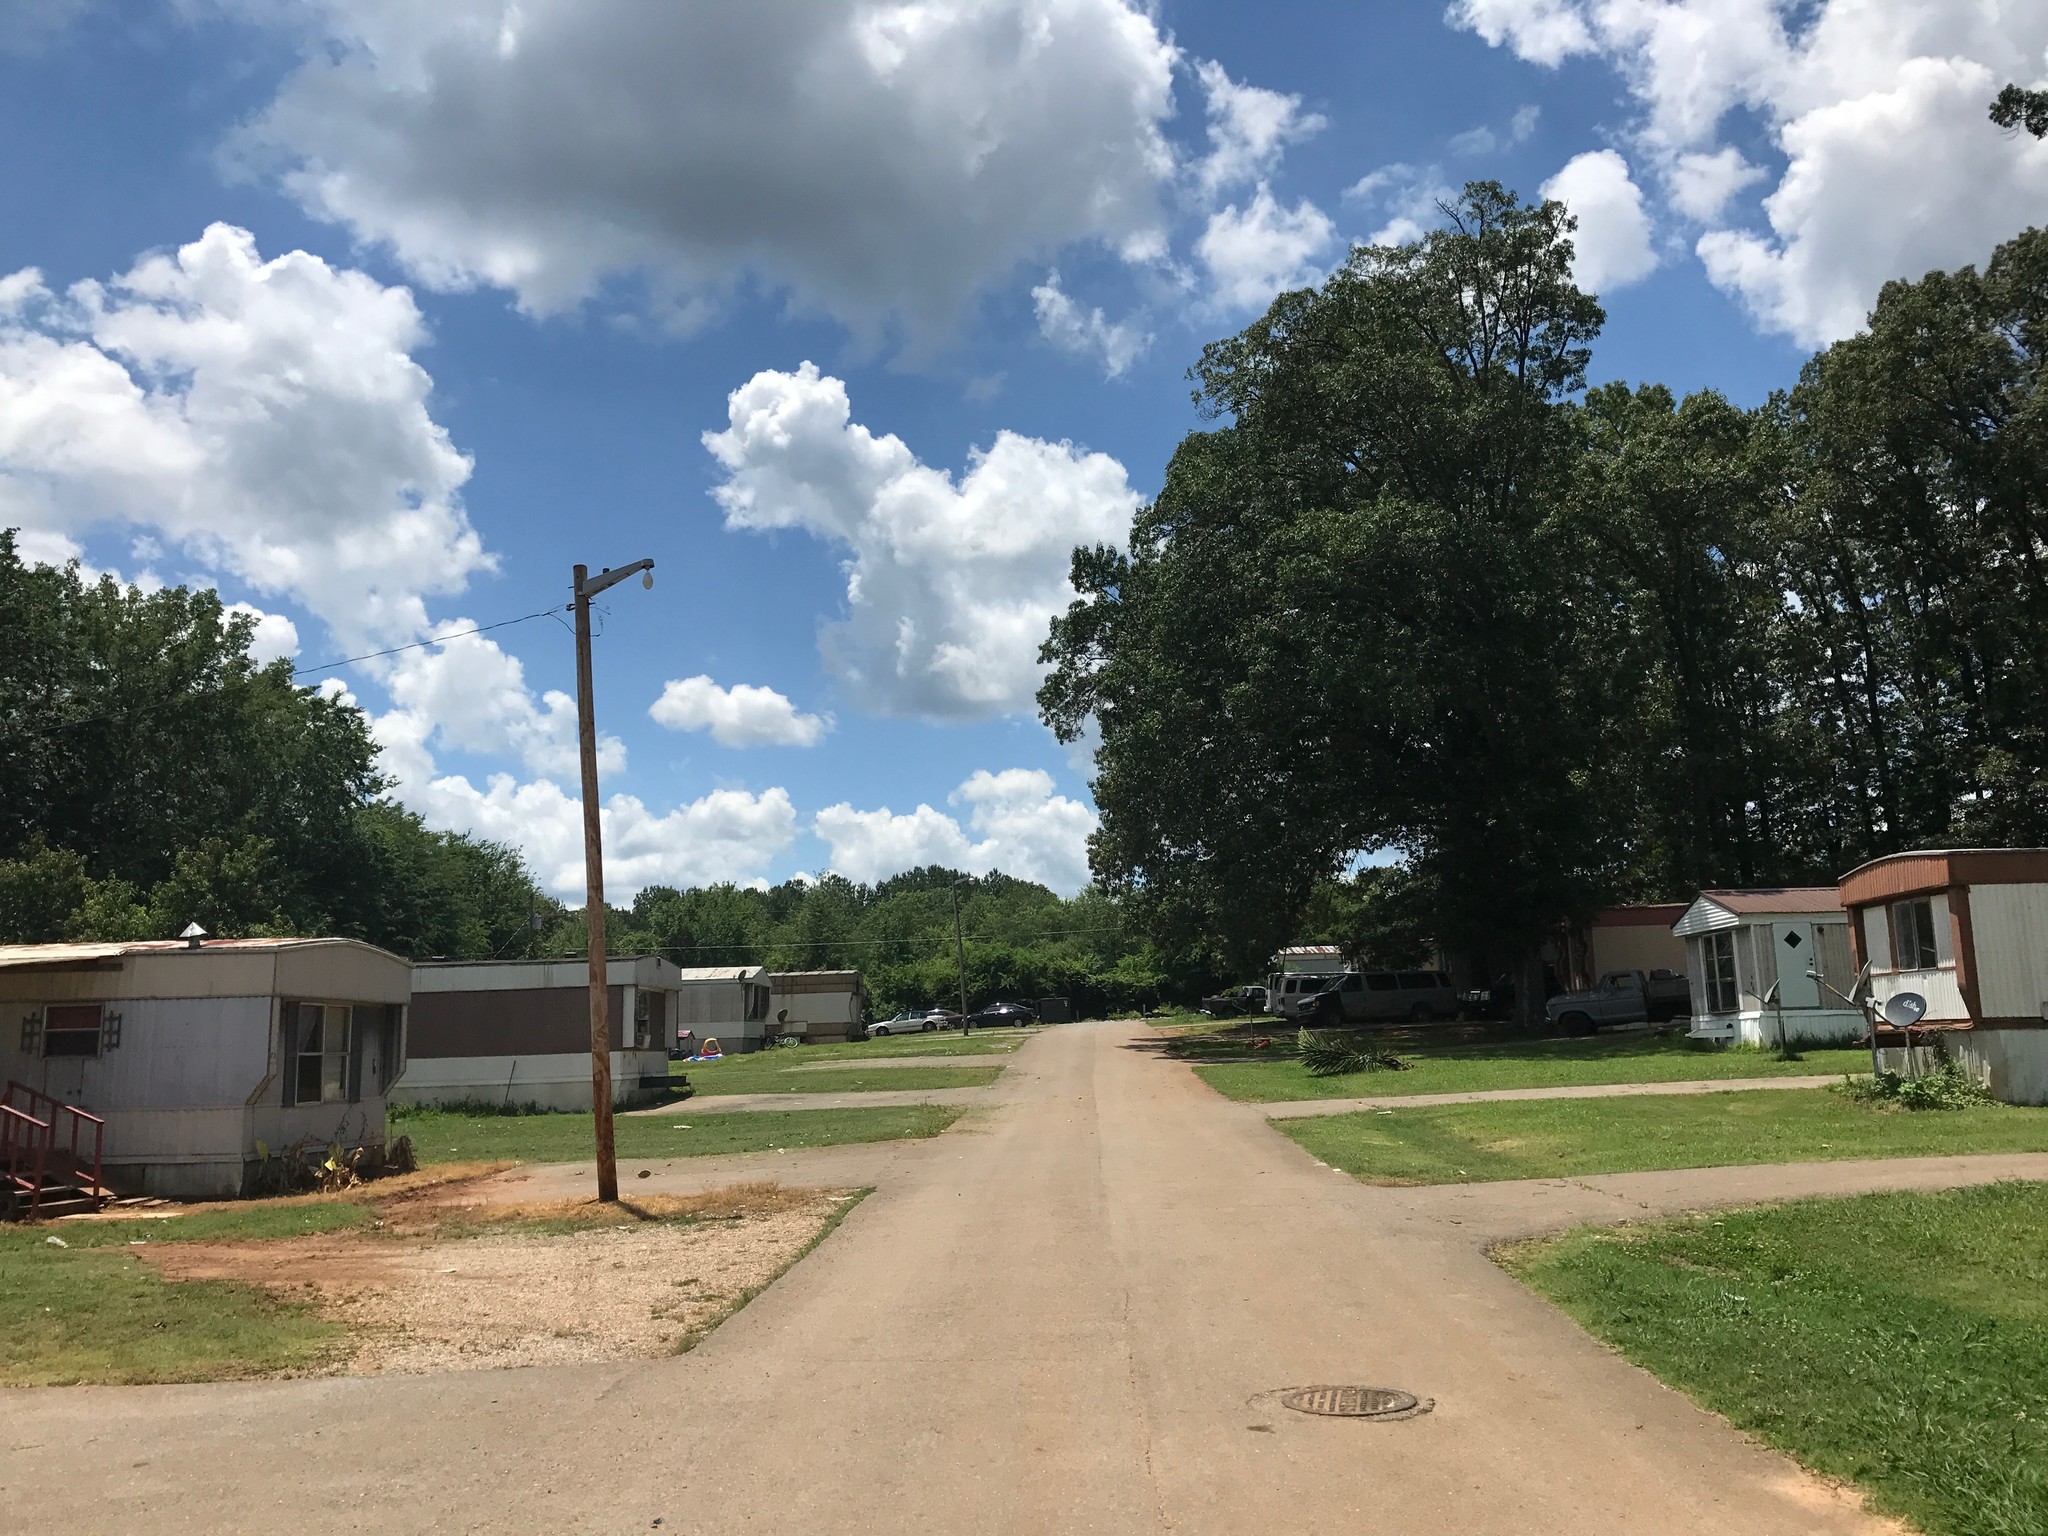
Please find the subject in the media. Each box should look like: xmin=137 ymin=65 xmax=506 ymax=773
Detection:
xmin=6 ymin=1020 xmax=2017 ymax=1534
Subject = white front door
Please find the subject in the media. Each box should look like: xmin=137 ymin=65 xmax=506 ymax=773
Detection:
xmin=1774 ymin=922 xmax=1821 ymax=1008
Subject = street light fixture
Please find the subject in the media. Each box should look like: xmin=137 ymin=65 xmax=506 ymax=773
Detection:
xmin=573 ymin=558 xmax=653 ymax=1204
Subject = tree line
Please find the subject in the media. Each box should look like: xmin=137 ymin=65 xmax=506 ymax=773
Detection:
xmin=0 ymin=542 xmax=1164 ymax=1014
xmin=0 ymin=534 xmax=555 ymax=959
xmin=1040 ymin=184 xmax=2048 ymax=1007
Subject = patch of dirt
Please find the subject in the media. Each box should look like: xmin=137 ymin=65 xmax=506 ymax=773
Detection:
xmin=138 ymin=1181 xmax=856 ymax=1376
xmin=142 ymin=1235 xmax=421 ymax=1296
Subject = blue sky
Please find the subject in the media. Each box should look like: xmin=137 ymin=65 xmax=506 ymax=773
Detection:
xmin=3 ymin=1 xmax=2043 ymax=899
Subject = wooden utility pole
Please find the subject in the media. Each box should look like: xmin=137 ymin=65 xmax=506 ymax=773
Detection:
xmin=952 ymin=880 xmax=970 ymax=1035
xmin=571 ymin=558 xmax=654 ymax=1204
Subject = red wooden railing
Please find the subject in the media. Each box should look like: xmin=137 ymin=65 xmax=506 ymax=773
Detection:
xmin=1 ymin=1081 xmax=106 ymax=1218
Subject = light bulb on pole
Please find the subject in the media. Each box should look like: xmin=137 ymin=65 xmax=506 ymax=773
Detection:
xmin=572 ymin=556 xmax=654 ymax=1204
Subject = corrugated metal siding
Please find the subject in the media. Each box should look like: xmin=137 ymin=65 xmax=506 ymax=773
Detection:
xmin=1815 ymin=923 xmax=1855 ymax=1000
xmin=1870 ymin=968 xmax=1969 ymax=1022
xmin=1969 ymin=884 xmax=2048 ymax=1019
xmin=672 ymin=979 xmax=768 ymax=1029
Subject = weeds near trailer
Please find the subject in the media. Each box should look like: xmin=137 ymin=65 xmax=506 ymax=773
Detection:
xmin=1835 ymin=1062 xmax=1995 ymax=1112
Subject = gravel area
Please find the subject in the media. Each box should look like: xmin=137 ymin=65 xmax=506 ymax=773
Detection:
xmin=140 ymin=1181 xmax=856 ymax=1377
xmin=343 ymin=1192 xmax=852 ymax=1374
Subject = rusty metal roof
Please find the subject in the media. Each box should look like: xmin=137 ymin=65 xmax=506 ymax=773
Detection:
xmin=1695 ymin=888 xmax=1844 ymax=914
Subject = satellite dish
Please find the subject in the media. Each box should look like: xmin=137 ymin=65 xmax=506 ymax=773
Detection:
xmin=1881 ymin=991 xmax=1927 ymax=1028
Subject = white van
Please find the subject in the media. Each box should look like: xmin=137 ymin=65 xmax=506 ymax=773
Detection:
xmin=1266 ymin=972 xmax=1338 ymax=1019
xmin=1298 ymin=970 xmax=1458 ymax=1025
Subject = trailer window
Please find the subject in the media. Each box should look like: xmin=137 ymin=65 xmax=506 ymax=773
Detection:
xmin=1890 ymin=898 xmax=1940 ymax=971
xmin=1704 ymin=933 xmax=1739 ymax=1014
xmin=43 ymin=1003 xmax=103 ymax=1058
xmin=286 ymin=1002 xmax=353 ymax=1105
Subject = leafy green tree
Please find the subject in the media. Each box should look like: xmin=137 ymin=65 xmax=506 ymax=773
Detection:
xmin=1991 ymin=85 xmax=2048 ymax=138
xmin=1773 ymin=226 xmax=2048 ymax=854
xmin=0 ymin=533 xmax=555 ymax=954
xmin=1043 ymin=183 xmax=1622 ymax=1013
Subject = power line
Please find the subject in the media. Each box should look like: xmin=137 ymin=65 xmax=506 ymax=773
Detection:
xmin=290 ymin=605 xmax=566 ymax=678
xmin=0 ymin=602 xmax=569 ymax=746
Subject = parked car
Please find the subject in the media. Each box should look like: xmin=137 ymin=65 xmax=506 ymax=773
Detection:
xmin=1297 ymin=970 xmax=1459 ymax=1025
xmin=869 ymin=1010 xmax=937 ymax=1037
xmin=1268 ymin=972 xmax=1339 ymax=1020
xmin=923 ymin=1008 xmax=964 ymax=1030
xmin=1545 ymin=969 xmax=1690 ymax=1034
xmin=1199 ymin=984 xmax=1270 ymax=1017
xmin=970 ymin=1001 xmax=1038 ymax=1028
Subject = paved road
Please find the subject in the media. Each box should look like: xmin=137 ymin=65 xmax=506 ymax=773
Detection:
xmin=1257 ymin=1073 xmax=1845 ymax=1117
xmin=13 ymin=1020 xmax=2037 ymax=1533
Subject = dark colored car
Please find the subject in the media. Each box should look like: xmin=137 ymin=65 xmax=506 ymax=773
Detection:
xmin=1200 ymin=984 xmax=1269 ymax=1017
xmin=969 ymin=1001 xmax=1038 ymax=1028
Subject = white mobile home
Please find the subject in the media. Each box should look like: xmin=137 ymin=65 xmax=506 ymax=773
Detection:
xmin=673 ymin=966 xmax=773 ymax=1053
xmin=768 ymin=971 xmax=867 ymax=1044
xmin=1672 ymin=889 xmax=1862 ymax=1046
xmin=1839 ymin=849 xmax=2048 ymax=1105
xmin=398 ymin=955 xmax=681 ymax=1111
xmin=0 ymin=937 xmax=408 ymax=1201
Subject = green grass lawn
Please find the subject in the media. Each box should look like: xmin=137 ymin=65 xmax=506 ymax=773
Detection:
xmin=1502 ymin=1182 xmax=2048 ymax=1536
xmin=1280 ymin=1088 xmax=2048 ymax=1185
xmin=0 ymin=1203 xmax=374 ymax=1386
xmin=671 ymin=1032 xmax=1026 ymax=1079
xmin=1196 ymin=1031 xmax=1871 ymax=1102
xmin=685 ymin=1061 xmax=1002 ymax=1097
xmin=394 ymin=1102 xmax=963 ymax=1165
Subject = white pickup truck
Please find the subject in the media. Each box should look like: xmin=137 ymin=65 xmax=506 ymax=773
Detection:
xmin=1545 ymin=969 xmax=1690 ymax=1033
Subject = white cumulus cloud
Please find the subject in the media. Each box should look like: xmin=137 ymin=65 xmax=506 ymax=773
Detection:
xmin=372 ymin=709 xmax=797 ymax=901
xmin=225 ymin=602 xmax=301 ymax=666
xmin=1541 ymin=149 xmax=1659 ymax=292
xmin=1192 ymin=59 xmax=1327 ymax=199
xmin=704 ymin=363 xmax=1140 ymax=720
xmin=1450 ymin=0 xmax=2048 ymax=346
xmin=227 ymin=0 xmax=1181 ymax=341
xmin=0 ymin=224 xmax=487 ymax=648
xmin=379 ymin=625 xmax=621 ymax=781
xmin=1195 ymin=185 xmax=1336 ymax=314
xmin=650 ymin=676 xmax=830 ymax=749
xmin=1031 ymin=272 xmax=1149 ymax=377
xmin=813 ymin=768 xmax=1097 ymax=893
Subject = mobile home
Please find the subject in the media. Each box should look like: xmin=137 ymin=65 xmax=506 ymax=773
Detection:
xmin=398 ymin=955 xmax=681 ymax=1110
xmin=1672 ymin=889 xmax=1862 ymax=1046
xmin=674 ymin=965 xmax=773 ymax=1053
xmin=1838 ymin=849 xmax=2048 ymax=1105
xmin=0 ymin=936 xmax=408 ymax=1201
xmin=767 ymin=971 xmax=867 ymax=1044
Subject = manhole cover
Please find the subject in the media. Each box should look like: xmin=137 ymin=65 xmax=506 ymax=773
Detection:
xmin=1278 ymin=1386 xmax=1424 ymax=1419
